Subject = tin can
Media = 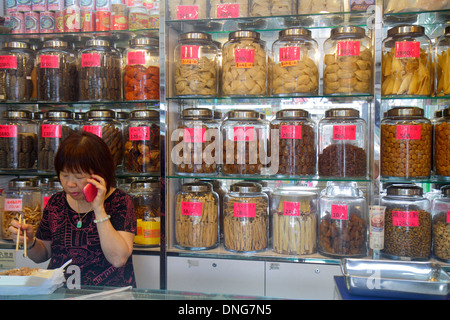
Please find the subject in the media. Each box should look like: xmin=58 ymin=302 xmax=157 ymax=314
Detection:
xmin=25 ymin=11 xmax=40 ymax=33
xmin=55 ymin=10 xmax=64 ymax=32
xmin=80 ymin=0 xmax=94 ymax=9
xmin=111 ymin=3 xmax=127 ymax=30
xmin=95 ymin=10 xmax=110 ymax=31
xmin=80 ymin=9 xmax=94 ymax=31
xmin=17 ymin=0 xmax=32 ymax=12
xmin=32 ymin=0 xmax=47 ymax=11
xmin=64 ymin=0 xmax=79 ymax=6
xmin=5 ymin=0 xmax=17 ymax=14
xmin=47 ymin=0 xmax=63 ymax=11
xmin=95 ymin=0 xmax=111 ymax=11
xmin=39 ymin=11 xmax=55 ymax=33
xmin=127 ymin=0 xmax=143 ymax=6
xmin=10 ymin=12 xmax=25 ymax=33
xmin=64 ymin=5 xmax=81 ymax=32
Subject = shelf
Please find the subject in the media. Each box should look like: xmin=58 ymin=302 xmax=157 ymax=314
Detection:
xmin=0 ymin=170 xmax=161 ymax=179
xmin=0 ymin=100 xmax=161 ymax=109
xmin=167 ymin=174 xmax=371 ymax=183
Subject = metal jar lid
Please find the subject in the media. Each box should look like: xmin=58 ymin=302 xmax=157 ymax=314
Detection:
xmin=386 ymin=106 xmax=424 ymax=117
xmin=181 ymin=182 xmax=212 ymax=193
xmin=130 ymin=37 xmax=159 ymax=47
xmin=227 ymin=110 xmax=261 ymax=120
xmin=85 ymin=39 xmax=110 ymax=47
xmin=230 ymin=181 xmax=262 ymax=193
xmin=324 ymin=108 xmax=359 ymax=118
xmin=275 ymin=109 xmax=309 ymax=119
xmin=3 ymin=110 xmax=32 ymax=120
xmin=3 ymin=41 xmax=30 ymax=49
xmin=129 ymin=109 xmax=159 ymax=120
xmin=45 ymin=110 xmax=73 ymax=120
xmin=130 ymin=179 xmax=160 ymax=191
xmin=386 ymin=184 xmax=423 ymax=196
xmin=441 ymin=185 xmax=450 ymax=197
xmin=443 ymin=107 xmax=450 ymax=118
xmin=43 ymin=40 xmax=69 ymax=48
xmin=228 ymin=30 xmax=260 ymax=41
xmin=182 ymin=108 xmax=213 ymax=120
xmin=330 ymin=26 xmax=366 ymax=38
xmin=86 ymin=109 xmax=116 ymax=119
xmin=9 ymin=178 xmax=39 ymax=189
xmin=279 ymin=27 xmax=311 ymax=39
xmin=445 ymin=25 xmax=450 ymax=36
xmin=179 ymin=32 xmax=211 ymax=41
xmin=387 ymin=25 xmax=425 ymax=37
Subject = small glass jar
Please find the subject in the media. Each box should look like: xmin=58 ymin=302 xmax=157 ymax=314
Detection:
xmin=323 ymin=26 xmax=373 ymax=95
xmin=124 ymin=109 xmax=160 ymax=174
xmin=221 ymin=110 xmax=269 ymax=175
xmin=38 ymin=110 xmax=77 ymax=172
xmin=435 ymin=26 xmax=450 ymax=97
xmin=249 ymin=0 xmax=294 ymax=16
xmin=380 ymin=107 xmax=432 ymax=179
xmin=318 ymin=181 xmax=367 ymax=258
xmin=270 ymin=109 xmax=316 ymax=176
xmin=222 ymin=30 xmax=267 ymax=97
xmin=2 ymin=178 xmax=41 ymax=241
xmin=382 ymin=25 xmax=432 ymax=97
xmin=123 ymin=37 xmax=160 ymax=101
xmin=318 ymin=108 xmax=367 ymax=178
xmin=0 ymin=110 xmax=38 ymax=170
xmin=79 ymin=39 xmax=122 ymax=101
xmin=82 ymin=109 xmax=123 ymax=169
xmin=37 ymin=39 xmax=78 ymax=102
xmin=271 ymin=28 xmax=319 ymax=96
xmin=432 ymin=185 xmax=450 ymax=262
xmin=129 ymin=179 xmax=161 ymax=247
xmin=434 ymin=107 xmax=450 ymax=178
xmin=0 ymin=41 xmax=36 ymax=102
xmin=381 ymin=184 xmax=431 ymax=260
xmin=175 ymin=182 xmax=219 ymax=250
xmin=223 ymin=182 xmax=268 ymax=253
xmin=271 ymin=186 xmax=318 ymax=255
xmin=41 ymin=176 xmax=63 ymax=213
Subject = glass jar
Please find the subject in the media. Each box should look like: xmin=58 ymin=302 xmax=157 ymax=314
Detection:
xmin=37 ymin=39 xmax=78 ymax=102
xmin=175 ymin=182 xmax=219 ymax=250
xmin=129 ymin=179 xmax=161 ymax=247
xmin=41 ymin=176 xmax=63 ymax=213
xmin=323 ymin=26 xmax=373 ymax=95
xmin=222 ymin=30 xmax=267 ymax=97
xmin=432 ymin=185 xmax=450 ymax=262
xmin=123 ymin=37 xmax=160 ymax=101
xmin=270 ymin=109 xmax=316 ymax=176
xmin=382 ymin=25 xmax=432 ymax=97
xmin=128 ymin=6 xmax=150 ymax=30
xmin=436 ymin=26 xmax=450 ymax=97
xmin=221 ymin=109 xmax=269 ymax=175
xmin=82 ymin=109 xmax=123 ymax=169
xmin=249 ymin=0 xmax=294 ymax=16
xmin=271 ymin=28 xmax=319 ymax=96
xmin=124 ymin=109 xmax=160 ymax=174
xmin=318 ymin=108 xmax=367 ymax=178
xmin=380 ymin=107 xmax=432 ymax=179
xmin=209 ymin=0 xmax=249 ymax=18
xmin=223 ymin=182 xmax=268 ymax=252
xmin=318 ymin=181 xmax=367 ymax=258
xmin=174 ymin=32 xmax=219 ymax=97
xmin=197 ymin=179 xmax=227 ymax=240
xmin=175 ymin=108 xmax=219 ymax=175
xmin=0 ymin=41 xmax=36 ymax=102
xmin=381 ymin=184 xmax=431 ymax=260
xmin=38 ymin=110 xmax=77 ymax=172
xmin=298 ymin=0 xmax=342 ymax=14
xmin=0 ymin=110 xmax=37 ymax=170
xmin=271 ymin=186 xmax=318 ymax=255
xmin=2 ymin=178 xmax=41 ymax=241
xmin=434 ymin=107 xmax=450 ymax=178
xmin=79 ymin=39 xmax=122 ymax=101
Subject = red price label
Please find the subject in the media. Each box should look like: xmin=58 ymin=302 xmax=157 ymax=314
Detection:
xmin=283 ymin=201 xmax=300 ymax=216
xmin=180 ymin=45 xmax=199 ymax=65
xmin=81 ymin=53 xmax=101 ymax=67
xmin=392 ymin=210 xmax=419 ymax=227
xmin=233 ymin=127 xmax=254 ymax=141
xmin=40 ymin=55 xmax=60 ymax=68
xmin=129 ymin=126 xmax=150 ymax=141
xmin=0 ymin=55 xmax=17 ymax=69
xmin=0 ymin=125 xmax=17 ymax=138
xmin=395 ymin=41 xmax=420 ymax=58
xmin=333 ymin=125 xmax=356 ymax=140
xmin=41 ymin=124 xmax=62 ymax=138
xmin=337 ymin=41 xmax=361 ymax=56
xmin=184 ymin=127 xmax=206 ymax=143
xmin=396 ymin=125 xmax=421 ymax=140
xmin=280 ymin=125 xmax=302 ymax=139
xmin=127 ymin=51 xmax=146 ymax=65
xmin=5 ymin=199 xmax=22 ymax=211
xmin=279 ymin=47 xmax=300 ymax=67
xmin=176 ymin=5 xmax=199 ymax=20
xmin=233 ymin=202 xmax=256 ymax=218
xmin=181 ymin=201 xmax=203 ymax=216
xmin=216 ymin=4 xmax=239 ymax=18
xmin=331 ymin=204 xmax=348 ymax=220
xmin=234 ymin=48 xmax=254 ymax=68
xmin=82 ymin=125 xmax=102 ymax=138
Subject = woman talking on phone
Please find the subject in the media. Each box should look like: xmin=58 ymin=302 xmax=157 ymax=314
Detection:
xmin=9 ymin=131 xmax=137 ymax=287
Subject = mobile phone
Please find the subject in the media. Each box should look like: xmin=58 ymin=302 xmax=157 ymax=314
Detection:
xmin=83 ymin=183 xmax=97 ymax=202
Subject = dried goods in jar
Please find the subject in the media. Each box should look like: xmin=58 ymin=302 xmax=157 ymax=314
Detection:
xmin=432 ymin=212 xmax=450 ymax=261
xmin=298 ymin=0 xmax=341 ymax=14
xmin=175 ymin=56 xmax=217 ymax=96
xmin=124 ymin=123 xmax=160 ymax=173
xmin=318 ymin=143 xmax=366 ymax=177
xmin=124 ymin=65 xmax=159 ymax=100
xmin=249 ymin=0 xmax=293 ymax=16
xmin=2 ymin=205 xmax=41 ymax=241
xmin=436 ymin=48 xmax=450 ymax=96
xmin=434 ymin=118 xmax=450 ymax=177
xmin=272 ymin=56 xmax=318 ymax=95
xmin=209 ymin=0 xmax=248 ymax=18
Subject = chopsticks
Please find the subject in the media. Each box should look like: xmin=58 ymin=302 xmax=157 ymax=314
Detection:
xmin=15 ymin=214 xmax=27 ymax=257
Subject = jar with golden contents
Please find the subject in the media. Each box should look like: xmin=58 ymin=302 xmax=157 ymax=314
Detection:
xmin=271 ymin=27 xmax=319 ymax=96
xmin=222 ymin=30 xmax=267 ymax=96
xmin=323 ymin=26 xmax=373 ymax=95
xmin=382 ymin=25 xmax=432 ymax=97
xmin=432 ymin=185 xmax=450 ymax=262
xmin=270 ymin=109 xmax=316 ymax=176
xmin=436 ymin=26 xmax=450 ymax=96
xmin=434 ymin=107 xmax=450 ymax=178
xmin=174 ymin=32 xmax=219 ymax=97
xmin=2 ymin=178 xmax=41 ymax=241
xmin=123 ymin=37 xmax=160 ymax=101
xmin=175 ymin=108 xmax=219 ymax=175
xmin=223 ymin=182 xmax=268 ymax=253
xmin=175 ymin=182 xmax=219 ymax=250
xmin=381 ymin=184 xmax=431 ymax=260
xmin=380 ymin=107 xmax=432 ymax=179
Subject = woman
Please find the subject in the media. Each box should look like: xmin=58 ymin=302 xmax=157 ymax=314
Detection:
xmin=9 ymin=131 xmax=137 ymax=287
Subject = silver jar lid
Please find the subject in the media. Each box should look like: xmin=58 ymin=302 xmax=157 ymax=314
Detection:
xmin=130 ymin=37 xmax=159 ymax=47
xmin=279 ymin=27 xmax=311 ymax=39
xmin=182 ymin=108 xmax=213 ymax=120
xmin=45 ymin=110 xmax=73 ymax=120
xmin=3 ymin=41 xmax=30 ymax=49
xmin=230 ymin=181 xmax=262 ymax=193
xmin=387 ymin=25 xmax=425 ymax=37
xmin=386 ymin=107 xmax=424 ymax=117
xmin=228 ymin=30 xmax=260 ymax=40
xmin=129 ymin=109 xmax=159 ymax=120
xmin=43 ymin=40 xmax=69 ymax=48
xmin=130 ymin=179 xmax=160 ymax=191
xmin=85 ymin=39 xmax=110 ymax=47
xmin=9 ymin=178 xmax=39 ymax=189
xmin=116 ymin=112 xmax=128 ymax=120
xmin=181 ymin=182 xmax=212 ymax=193
xmin=330 ymin=26 xmax=366 ymax=38
xmin=179 ymin=32 xmax=211 ymax=41
xmin=227 ymin=110 xmax=261 ymax=120
xmin=443 ymin=107 xmax=450 ymax=118
xmin=86 ymin=109 xmax=116 ymax=119
xmin=386 ymin=184 xmax=423 ymax=196
xmin=324 ymin=108 xmax=359 ymax=118
xmin=3 ymin=110 xmax=32 ymax=120
xmin=276 ymin=109 xmax=309 ymax=119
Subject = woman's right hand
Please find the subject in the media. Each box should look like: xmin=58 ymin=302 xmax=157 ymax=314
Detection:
xmin=9 ymin=219 xmax=35 ymax=248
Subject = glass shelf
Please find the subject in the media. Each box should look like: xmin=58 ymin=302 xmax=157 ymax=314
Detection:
xmin=167 ymin=174 xmax=371 ymax=183
xmin=0 ymin=100 xmax=160 ymax=108
xmin=0 ymin=170 xmax=161 ymax=179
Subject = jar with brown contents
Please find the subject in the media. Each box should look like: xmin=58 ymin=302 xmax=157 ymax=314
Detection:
xmin=270 ymin=109 xmax=316 ymax=176
xmin=381 ymin=107 xmax=432 ymax=179
xmin=431 ymin=185 xmax=450 ymax=262
xmin=434 ymin=107 xmax=450 ymax=177
xmin=381 ymin=184 xmax=431 ymax=260
xmin=435 ymin=26 xmax=450 ymax=97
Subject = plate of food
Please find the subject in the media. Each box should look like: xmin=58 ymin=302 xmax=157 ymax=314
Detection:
xmin=0 ymin=267 xmax=55 ymax=287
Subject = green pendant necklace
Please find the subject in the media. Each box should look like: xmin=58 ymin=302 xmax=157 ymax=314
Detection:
xmin=76 ymin=201 xmax=91 ymax=228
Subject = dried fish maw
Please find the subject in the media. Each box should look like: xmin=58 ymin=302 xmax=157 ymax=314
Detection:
xmin=391 ymin=57 xmax=403 ymax=73
xmin=337 ymin=61 xmax=358 ymax=72
xmin=326 ymin=72 xmax=339 ymax=82
xmin=356 ymin=59 xmax=371 ymax=70
xmin=397 ymin=73 xmax=412 ymax=94
xmin=355 ymin=81 xmax=370 ymax=92
xmin=324 ymin=54 xmax=335 ymax=65
xmin=326 ymin=81 xmax=340 ymax=90
xmin=408 ymin=71 xmax=419 ymax=94
xmin=360 ymin=48 xmax=372 ymax=61
xmin=417 ymin=75 xmax=431 ymax=95
xmin=392 ymin=76 xmax=402 ymax=93
xmin=383 ymin=53 xmax=392 ymax=77
xmin=325 ymin=63 xmax=339 ymax=74
xmin=355 ymin=69 xmax=371 ymax=81
xmin=382 ymin=76 xmax=394 ymax=95
xmin=337 ymin=69 xmax=354 ymax=79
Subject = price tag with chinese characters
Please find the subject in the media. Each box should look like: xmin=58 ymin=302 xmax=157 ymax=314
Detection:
xmin=181 ymin=201 xmax=203 ymax=216
xmin=283 ymin=202 xmax=300 ymax=216
xmin=129 ymin=126 xmax=150 ymax=141
xmin=180 ymin=45 xmax=200 ymax=65
xmin=41 ymin=124 xmax=62 ymax=138
xmin=331 ymin=204 xmax=348 ymax=220
xmin=392 ymin=210 xmax=419 ymax=227
xmin=279 ymin=47 xmax=300 ymax=67
xmin=280 ymin=125 xmax=302 ymax=139
xmin=234 ymin=48 xmax=254 ymax=68
xmin=332 ymin=125 xmax=356 ymax=140
xmin=233 ymin=127 xmax=254 ymax=141
xmin=396 ymin=125 xmax=421 ymax=140
xmin=40 ymin=55 xmax=60 ymax=68
xmin=81 ymin=53 xmax=101 ymax=67
xmin=395 ymin=41 xmax=420 ymax=58
xmin=233 ymin=202 xmax=256 ymax=218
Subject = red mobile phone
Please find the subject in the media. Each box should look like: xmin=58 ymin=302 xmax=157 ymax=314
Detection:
xmin=83 ymin=183 xmax=97 ymax=202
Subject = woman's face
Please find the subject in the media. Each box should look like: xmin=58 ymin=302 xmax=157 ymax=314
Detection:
xmin=59 ymin=170 xmax=91 ymax=201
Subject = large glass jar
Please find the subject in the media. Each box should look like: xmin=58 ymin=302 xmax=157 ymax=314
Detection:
xmin=271 ymin=186 xmax=318 ymax=255
xmin=0 ymin=41 xmax=36 ymax=102
xmin=124 ymin=109 xmax=160 ymax=174
xmin=82 ymin=109 xmax=123 ymax=169
xmin=2 ymin=178 xmax=41 ymax=241
xmin=41 ymin=176 xmax=63 ymax=213
xmin=382 ymin=25 xmax=432 ymax=97
xmin=36 ymin=39 xmax=78 ymax=102
xmin=129 ymin=179 xmax=161 ymax=247
xmin=435 ymin=26 xmax=450 ymax=97
xmin=79 ymin=39 xmax=122 ymax=101
xmin=38 ymin=110 xmax=77 ymax=172
xmin=175 ymin=182 xmax=219 ymax=250
xmin=318 ymin=108 xmax=367 ymax=178
xmin=323 ymin=26 xmax=373 ymax=95
xmin=380 ymin=107 xmax=432 ymax=179
xmin=434 ymin=107 xmax=450 ymax=178
xmin=123 ymin=37 xmax=160 ymax=101
xmin=318 ymin=181 xmax=367 ymax=258
xmin=175 ymin=108 xmax=219 ymax=175
xmin=221 ymin=109 xmax=269 ymax=175
xmin=223 ymin=182 xmax=268 ymax=253
xmin=270 ymin=109 xmax=316 ymax=176
xmin=222 ymin=30 xmax=267 ymax=97
xmin=174 ymin=32 xmax=219 ymax=97
xmin=432 ymin=185 xmax=450 ymax=262
xmin=381 ymin=184 xmax=431 ymax=260
xmin=271 ymin=27 xmax=319 ymax=96
xmin=0 ymin=110 xmax=37 ymax=170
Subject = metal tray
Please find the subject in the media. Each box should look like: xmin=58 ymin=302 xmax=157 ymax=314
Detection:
xmin=341 ymin=259 xmax=450 ymax=300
